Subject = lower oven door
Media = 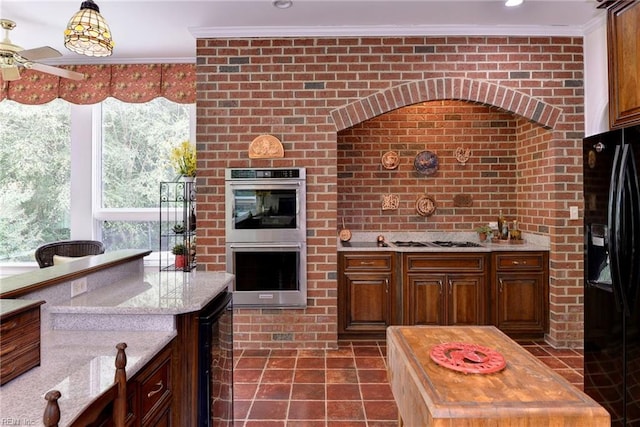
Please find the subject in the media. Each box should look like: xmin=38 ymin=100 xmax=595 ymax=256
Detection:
xmin=226 ymin=242 xmax=307 ymax=307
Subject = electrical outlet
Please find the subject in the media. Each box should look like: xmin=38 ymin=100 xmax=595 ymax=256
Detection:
xmin=569 ymin=206 xmax=579 ymax=220
xmin=71 ymin=278 xmax=88 ymax=297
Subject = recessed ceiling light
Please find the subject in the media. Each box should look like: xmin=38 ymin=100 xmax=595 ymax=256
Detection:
xmin=273 ymin=0 xmax=293 ymax=9
xmin=505 ymin=0 xmax=524 ymax=6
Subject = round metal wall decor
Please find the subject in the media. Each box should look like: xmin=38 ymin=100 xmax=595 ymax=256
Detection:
xmin=430 ymin=342 xmax=506 ymax=375
xmin=414 ymin=150 xmax=439 ymax=175
xmin=381 ymin=151 xmax=400 ymax=170
xmin=415 ymin=195 xmax=436 ymax=217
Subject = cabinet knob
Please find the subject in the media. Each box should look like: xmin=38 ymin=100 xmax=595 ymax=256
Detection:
xmin=385 ymin=278 xmax=389 ymax=293
xmin=448 ymin=279 xmax=453 ymax=295
xmin=511 ymin=260 xmax=526 ymax=265
xmin=438 ymin=280 xmax=443 ymax=295
xmin=499 ymin=278 xmax=504 ymax=292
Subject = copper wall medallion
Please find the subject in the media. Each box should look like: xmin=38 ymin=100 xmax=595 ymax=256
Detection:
xmin=416 ymin=195 xmax=436 ymax=216
xmin=249 ymin=134 xmax=284 ymax=159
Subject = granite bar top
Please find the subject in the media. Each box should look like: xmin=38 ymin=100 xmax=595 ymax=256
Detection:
xmin=47 ymin=271 xmax=233 ymax=331
xmin=0 ymin=249 xmax=152 ymax=298
xmin=0 ymin=329 xmax=176 ymax=426
xmin=0 ymin=270 xmax=234 ymax=425
xmin=337 ymin=231 xmax=549 ymax=252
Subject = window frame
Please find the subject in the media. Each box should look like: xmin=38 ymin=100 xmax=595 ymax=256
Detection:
xmin=0 ymin=100 xmax=195 ymax=275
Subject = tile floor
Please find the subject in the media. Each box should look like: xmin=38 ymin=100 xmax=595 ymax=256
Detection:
xmin=233 ymin=339 xmax=584 ymax=426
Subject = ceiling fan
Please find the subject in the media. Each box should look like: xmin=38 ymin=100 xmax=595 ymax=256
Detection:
xmin=0 ymin=19 xmax=84 ymax=82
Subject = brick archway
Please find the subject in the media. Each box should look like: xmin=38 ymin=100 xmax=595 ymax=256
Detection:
xmin=330 ymin=77 xmax=562 ymax=131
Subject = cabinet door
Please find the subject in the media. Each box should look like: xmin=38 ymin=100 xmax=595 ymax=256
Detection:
xmin=447 ymin=274 xmax=485 ymax=326
xmin=406 ymin=274 xmax=446 ymax=326
xmin=607 ymin=1 xmax=640 ymax=128
xmin=342 ymin=272 xmax=392 ymax=333
xmin=496 ymin=272 xmax=546 ymax=334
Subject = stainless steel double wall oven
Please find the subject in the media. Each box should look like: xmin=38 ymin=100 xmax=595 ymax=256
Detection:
xmin=225 ymin=168 xmax=307 ymax=307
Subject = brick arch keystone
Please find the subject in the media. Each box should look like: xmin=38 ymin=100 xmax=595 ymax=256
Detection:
xmin=330 ymin=78 xmax=562 ymax=131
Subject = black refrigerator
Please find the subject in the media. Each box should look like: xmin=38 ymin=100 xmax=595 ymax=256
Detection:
xmin=584 ymin=127 xmax=640 ymax=426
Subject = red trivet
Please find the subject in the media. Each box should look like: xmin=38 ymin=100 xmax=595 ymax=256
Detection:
xmin=430 ymin=342 xmax=506 ymax=374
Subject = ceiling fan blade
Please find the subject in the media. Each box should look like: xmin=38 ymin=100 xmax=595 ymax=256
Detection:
xmin=18 ymin=46 xmax=62 ymax=61
xmin=1 ymin=66 xmax=20 ymax=81
xmin=29 ymin=63 xmax=85 ymax=80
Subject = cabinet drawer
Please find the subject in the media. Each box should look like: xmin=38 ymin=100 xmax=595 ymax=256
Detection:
xmin=139 ymin=352 xmax=172 ymax=422
xmin=495 ymin=253 xmax=546 ymax=271
xmin=0 ymin=341 xmax=40 ymax=385
xmin=0 ymin=307 xmax=40 ymax=341
xmin=0 ymin=320 xmax=39 ymax=356
xmin=342 ymin=254 xmax=392 ymax=271
xmin=0 ymin=301 xmax=43 ymax=386
xmin=405 ymin=254 xmax=485 ymax=272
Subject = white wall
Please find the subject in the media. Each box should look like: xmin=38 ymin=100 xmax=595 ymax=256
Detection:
xmin=583 ymin=15 xmax=610 ymax=137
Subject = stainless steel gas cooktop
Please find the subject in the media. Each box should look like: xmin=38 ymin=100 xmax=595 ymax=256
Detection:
xmin=341 ymin=241 xmax=389 ymax=248
xmin=392 ymin=241 xmax=482 ymax=248
xmin=431 ymin=241 xmax=483 ymax=248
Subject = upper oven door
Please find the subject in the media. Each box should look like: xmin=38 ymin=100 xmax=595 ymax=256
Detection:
xmin=225 ymin=181 xmax=306 ymax=242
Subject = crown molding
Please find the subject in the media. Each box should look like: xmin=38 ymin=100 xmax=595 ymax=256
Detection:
xmin=44 ymin=20 xmax=606 ymax=66
xmin=582 ymin=14 xmax=606 ymax=35
xmin=189 ymin=23 xmax=588 ymax=39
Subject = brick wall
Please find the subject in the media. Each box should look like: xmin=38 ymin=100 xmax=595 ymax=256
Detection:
xmin=196 ymin=36 xmax=585 ymax=349
xmin=338 ymin=100 xmax=520 ymax=232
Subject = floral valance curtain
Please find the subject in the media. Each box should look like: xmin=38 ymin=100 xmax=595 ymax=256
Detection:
xmin=0 ymin=63 xmax=195 ymax=105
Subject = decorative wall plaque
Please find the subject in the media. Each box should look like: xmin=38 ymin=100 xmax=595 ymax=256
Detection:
xmin=416 ymin=195 xmax=436 ymax=216
xmin=453 ymin=194 xmax=473 ymax=207
xmin=381 ymin=151 xmax=400 ymax=169
xmin=414 ymin=151 xmax=439 ymax=175
xmin=382 ymin=194 xmax=400 ymax=210
xmin=248 ymin=134 xmax=284 ymax=159
xmin=454 ymin=146 xmax=471 ymax=164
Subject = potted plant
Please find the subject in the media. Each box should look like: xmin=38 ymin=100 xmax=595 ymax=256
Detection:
xmin=475 ymin=225 xmax=493 ymax=242
xmin=172 ymin=243 xmax=187 ymax=269
xmin=170 ymin=140 xmax=196 ymax=181
xmin=172 ymin=223 xmax=185 ymax=234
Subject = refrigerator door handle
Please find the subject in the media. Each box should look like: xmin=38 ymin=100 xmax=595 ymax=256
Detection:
xmin=621 ymin=143 xmax=640 ymax=315
xmin=608 ymin=143 xmax=626 ymax=313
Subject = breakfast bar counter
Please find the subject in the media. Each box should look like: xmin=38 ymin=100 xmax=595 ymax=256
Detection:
xmin=387 ymin=326 xmax=609 ymax=426
xmin=0 ymin=253 xmax=234 ymax=426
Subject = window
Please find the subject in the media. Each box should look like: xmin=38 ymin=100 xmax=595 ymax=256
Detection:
xmin=0 ymin=97 xmax=193 ymax=273
xmin=96 ymin=98 xmax=193 ymax=252
xmin=0 ymin=99 xmax=72 ymax=263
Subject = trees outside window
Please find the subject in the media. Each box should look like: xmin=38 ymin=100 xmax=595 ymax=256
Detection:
xmin=0 ymin=99 xmax=71 ymax=262
xmin=98 ymin=98 xmax=192 ymax=251
xmin=0 ymin=97 xmax=193 ymax=267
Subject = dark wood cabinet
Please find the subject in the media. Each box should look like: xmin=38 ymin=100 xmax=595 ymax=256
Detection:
xmin=604 ymin=0 xmax=640 ymax=128
xmin=129 ymin=341 xmax=173 ymax=427
xmin=338 ymin=252 xmax=398 ymax=338
xmin=491 ymin=252 xmax=549 ymax=338
xmin=0 ymin=300 xmax=44 ymax=386
xmin=403 ymin=253 xmax=488 ymax=326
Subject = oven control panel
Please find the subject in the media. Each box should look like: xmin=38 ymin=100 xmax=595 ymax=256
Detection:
xmin=227 ymin=168 xmax=304 ymax=180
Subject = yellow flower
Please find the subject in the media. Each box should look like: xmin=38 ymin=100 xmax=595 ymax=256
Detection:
xmin=170 ymin=140 xmax=196 ymax=177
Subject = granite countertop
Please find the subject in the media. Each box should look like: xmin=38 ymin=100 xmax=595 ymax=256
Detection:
xmin=337 ymin=231 xmax=549 ymax=252
xmin=1 ymin=329 xmax=176 ymax=426
xmin=0 ymin=270 xmax=234 ymax=425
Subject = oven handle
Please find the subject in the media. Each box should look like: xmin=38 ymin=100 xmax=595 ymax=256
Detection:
xmin=228 ymin=243 xmax=303 ymax=249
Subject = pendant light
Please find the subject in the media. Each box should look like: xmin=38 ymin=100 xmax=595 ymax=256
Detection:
xmin=64 ymin=0 xmax=114 ymax=57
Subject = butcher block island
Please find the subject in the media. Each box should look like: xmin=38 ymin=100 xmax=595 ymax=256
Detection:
xmin=387 ymin=326 xmax=609 ymax=426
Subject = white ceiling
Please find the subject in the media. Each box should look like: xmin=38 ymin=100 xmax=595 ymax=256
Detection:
xmin=0 ymin=0 xmax=605 ymax=64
